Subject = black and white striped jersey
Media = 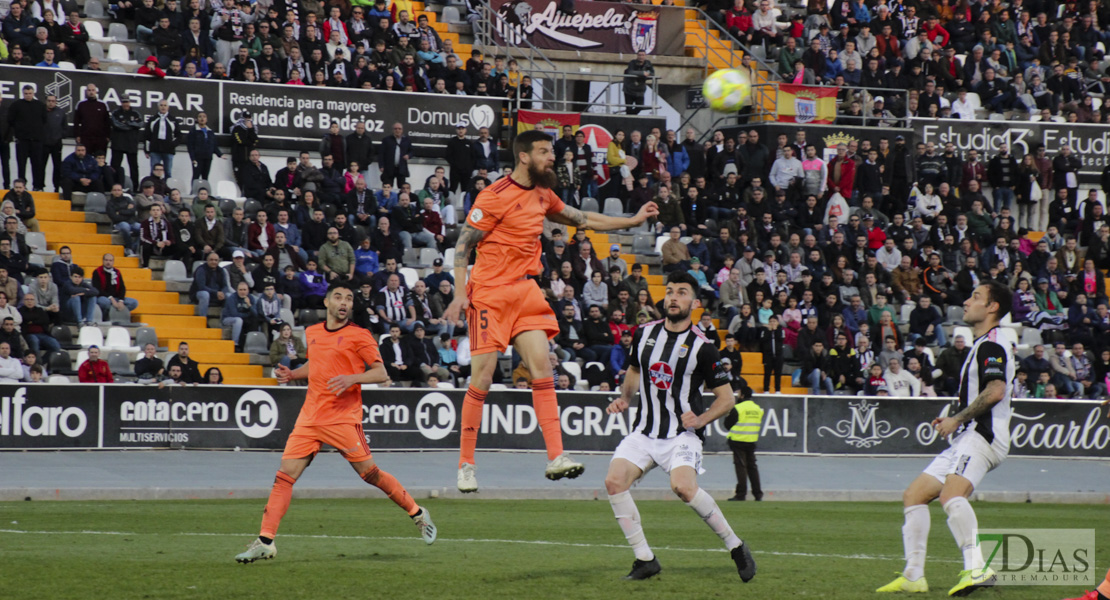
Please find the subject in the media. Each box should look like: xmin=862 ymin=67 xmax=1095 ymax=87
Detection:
xmin=629 ymin=320 xmax=729 ymax=440
xmin=956 ymin=325 xmax=1014 ymax=454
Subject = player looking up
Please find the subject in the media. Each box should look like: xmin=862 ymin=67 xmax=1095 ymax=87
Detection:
xmin=235 ymin=280 xmax=436 ymax=563
xmin=444 ymin=129 xmax=659 ymax=493
xmin=878 ymin=281 xmax=1014 ymax=596
xmin=603 ymin=270 xmax=757 ymax=582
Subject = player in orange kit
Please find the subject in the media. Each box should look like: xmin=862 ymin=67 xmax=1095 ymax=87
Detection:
xmin=234 ymin=280 xmax=436 ymax=563
xmin=444 ymin=129 xmax=659 ymax=492
xmin=1060 ymin=401 xmax=1109 ymax=600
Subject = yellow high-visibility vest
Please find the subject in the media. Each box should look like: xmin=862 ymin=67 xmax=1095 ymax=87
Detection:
xmin=727 ymin=400 xmax=764 ymax=442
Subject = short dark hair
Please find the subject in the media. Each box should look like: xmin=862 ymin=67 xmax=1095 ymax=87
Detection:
xmin=980 ymin=280 xmax=1012 ymax=320
xmin=513 ymin=129 xmax=553 ymax=158
xmin=326 ymin=279 xmax=358 ymax=296
xmin=665 ymin=269 xmax=699 ymax=292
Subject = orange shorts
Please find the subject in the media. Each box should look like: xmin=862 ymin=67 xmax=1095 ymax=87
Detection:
xmin=281 ymin=423 xmax=373 ymax=463
xmin=468 ymin=279 xmax=559 ymax=356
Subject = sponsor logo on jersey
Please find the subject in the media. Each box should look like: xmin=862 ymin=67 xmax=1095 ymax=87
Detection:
xmin=471 ymin=208 xmax=484 ymax=222
xmin=648 ymin=362 xmax=674 ymax=389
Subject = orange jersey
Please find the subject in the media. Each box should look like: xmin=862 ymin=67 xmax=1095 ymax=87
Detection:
xmin=466 ymin=176 xmax=566 ymax=289
xmin=296 ymin=322 xmax=382 ymax=427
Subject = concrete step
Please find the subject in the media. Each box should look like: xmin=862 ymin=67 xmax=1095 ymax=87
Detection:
xmin=224 ymin=377 xmax=275 ymax=386
xmin=134 ymin=303 xmax=196 ymax=316
xmin=37 ymin=209 xmax=87 ymax=222
xmin=197 ymin=363 xmax=264 ymax=379
xmin=140 ymin=315 xmax=209 ymax=329
xmin=163 ymin=338 xmax=233 ymax=353
xmin=128 ymin=291 xmax=181 ymax=304
xmin=157 ymin=328 xmax=226 ymax=343
xmin=35 ymin=220 xmax=98 ymax=235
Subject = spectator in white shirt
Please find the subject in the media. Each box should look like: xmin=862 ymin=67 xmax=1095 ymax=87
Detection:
xmin=876 ymin=238 xmax=902 ymax=272
xmin=883 ymin=357 xmax=920 ymax=397
xmin=0 ymin=341 xmax=22 ymax=382
xmin=951 ymin=89 xmax=978 ymax=120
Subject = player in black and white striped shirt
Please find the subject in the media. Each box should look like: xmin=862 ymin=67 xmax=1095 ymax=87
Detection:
xmin=603 ymin=271 xmax=756 ymax=582
xmin=878 ymin=281 xmax=1014 ymax=597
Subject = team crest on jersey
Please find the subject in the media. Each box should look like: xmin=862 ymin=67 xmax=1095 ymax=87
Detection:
xmin=471 ymin=208 xmax=484 ymax=222
xmin=677 ymin=345 xmax=688 ymax=358
xmin=648 ymin=362 xmax=674 ymax=389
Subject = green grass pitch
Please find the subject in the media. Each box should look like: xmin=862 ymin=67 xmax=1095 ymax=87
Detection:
xmin=0 ymin=499 xmax=1104 ymax=599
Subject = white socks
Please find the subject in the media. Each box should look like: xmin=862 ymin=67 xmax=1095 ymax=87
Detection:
xmin=902 ymin=505 xmax=930 ymax=581
xmin=687 ymin=488 xmax=742 ymax=550
xmin=609 ymin=491 xmax=654 ymax=561
xmin=944 ymin=497 xmax=985 ymax=571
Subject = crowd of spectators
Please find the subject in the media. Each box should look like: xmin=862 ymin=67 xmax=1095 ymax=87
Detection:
xmin=707 ymin=0 xmax=1110 ymax=123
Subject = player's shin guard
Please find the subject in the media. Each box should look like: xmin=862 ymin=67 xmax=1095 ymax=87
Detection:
xmin=362 ymin=466 xmax=419 ymax=516
xmin=944 ymin=497 xmax=985 ymax=571
xmin=260 ymin=471 xmax=296 ymax=540
xmin=531 ymin=377 xmax=564 ymax=460
xmin=687 ymin=488 xmax=742 ymax=550
xmin=459 ymin=387 xmax=487 ymax=467
xmin=903 ymin=504 xmax=931 ymax=581
xmin=609 ymin=490 xmax=653 ymax=561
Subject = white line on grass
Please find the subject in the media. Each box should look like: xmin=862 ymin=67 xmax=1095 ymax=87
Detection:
xmin=0 ymin=529 xmax=934 ymax=562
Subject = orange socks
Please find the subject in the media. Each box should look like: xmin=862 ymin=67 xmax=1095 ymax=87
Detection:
xmin=459 ymin=387 xmax=487 ymax=467
xmin=362 ymin=465 xmax=419 ymax=516
xmin=260 ymin=471 xmax=296 ymax=540
xmin=531 ymin=377 xmax=564 ymax=460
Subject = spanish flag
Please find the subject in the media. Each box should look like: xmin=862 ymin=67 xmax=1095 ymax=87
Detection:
xmin=776 ymin=84 xmax=838 ymax=124
xmin=516 ymin=109 xmax=581 ymax=137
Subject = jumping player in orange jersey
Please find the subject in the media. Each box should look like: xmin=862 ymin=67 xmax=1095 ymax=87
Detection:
xmin=234 ymin=280 xmax=436 ymax=563
xmin=444 ymin=129 xmax=659 ymax=492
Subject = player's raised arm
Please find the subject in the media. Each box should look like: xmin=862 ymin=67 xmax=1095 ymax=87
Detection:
xmin=444 ymin=222 xmax=490 ymax=322
xmin=549 ymin=201 xmax=660 ymax=233
xmin=275 ymin=361 xmax=309 ymax=384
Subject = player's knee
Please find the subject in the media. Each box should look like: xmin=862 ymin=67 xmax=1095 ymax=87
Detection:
xmin=604 ymin=474 xmax=629 ymax=495
xmin=671 ymin=482 xmax=696 ymax=502
xmin=360 ymin=465 xmax=381 ymax=484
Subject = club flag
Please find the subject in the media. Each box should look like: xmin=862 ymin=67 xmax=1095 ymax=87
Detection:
xmin=516 ymin=109 xmax=581 ymax=137
xmin=776 ymin=84 xmax=838 ymax=124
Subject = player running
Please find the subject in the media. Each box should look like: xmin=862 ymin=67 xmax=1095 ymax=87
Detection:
xmin=603 ymin=271 xmax=757 ymax=581
xmin=234 ymin=280 xmax=436 ymax=563
xmin=444 ymin=129 xmax=658 ymax=493
xmin=877 ymin=281 xmax=1014 ymax=596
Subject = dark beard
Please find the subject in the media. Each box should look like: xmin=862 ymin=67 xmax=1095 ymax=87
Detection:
xmin=528 ymin=162 xmax=558 ymax=189
xmin=665 ymin=306 xmax=691 ymax=324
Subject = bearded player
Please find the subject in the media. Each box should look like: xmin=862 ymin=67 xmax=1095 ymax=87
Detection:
xmin=234 ymin=280 xmax=436 ymax=563
xmin=445 ymin=129 xmax=659 ymax=492
xmin=878 ymin=281 xmax=1014 ymax=596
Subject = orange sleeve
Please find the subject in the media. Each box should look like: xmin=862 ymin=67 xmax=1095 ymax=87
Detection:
xmin=466 ymin=188 xmax=507 ymax=232
xmin=543 ymin=189 xmax=567 ymax=217
xmin=355 ymin=329 xmax=383 ymax=366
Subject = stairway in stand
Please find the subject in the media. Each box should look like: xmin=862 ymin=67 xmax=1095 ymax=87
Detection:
xmin=35 ymin=191 xmax=271 ymax=386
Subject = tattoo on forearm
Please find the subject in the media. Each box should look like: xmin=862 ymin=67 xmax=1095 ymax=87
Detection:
xmin=550 ymin=205 xmax=588 ymax=228
xmin=454 ymin=223 xmax=488 ymax=269
xmin=954 ymin=383 xmax=1000 ymax=423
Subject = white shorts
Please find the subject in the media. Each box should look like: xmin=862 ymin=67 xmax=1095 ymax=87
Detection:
xmin=611 ymin=431 xmax=705 ymax=476
xmin=923 ymin=430 xmax=1005 ymax=490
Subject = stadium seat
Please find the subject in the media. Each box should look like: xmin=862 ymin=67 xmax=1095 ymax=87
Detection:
xmin=899 ymin=303 xmax=913 ymax=323
xmin=1020 ymin=328 xmax=1042 ymax=347
xmin=997 ymin=327 xmax=1018 ymax=350
xmin=654 ymin=236 xmax=667 ymax=254
xmin=952 ymin=326 xmax=974 ymax=345
xmin=107 ymin=351 xmax=134 ymax=376
xmin=106 ymin=64 xmax=125 ymax=73
xmin=26 ymin=231 xmax=47 ymax=254
xmin=561 ymin=361 xmax=582 ymax=385
xmin=104 ymin=327 xmax=139 ymax=352
xmin=108 ymin=305 xmax=131 ymax=325
xmin=436 ymin=381 xmax=455 ymax=389
xmin=193 ymin=179 xmax=212 ymax=195
xmin=87 ymin=41 xmax=105 ymax=60
xmin=581 ymin=198 xmax=599 ymax=213
xmin=85 ymin=192 xmax=108 ymax=213
xmin=47 ymin=375 xmax=71 ymax=384
xmin=216 ymin=180 xmax=242 ymax=200
xmin=418 ymin=247 xmax=440 ymax=267
xmin=243 ymin=331 xmax=269 ymax=355
xmin=134 ymin=45 xmax=154 ymax=62
xmin=28 ymin=254 xmax=44 ymax=268
xmin=297 ymin=308 xmax=320 ymax=326
xmin=84 ymin=20 xmax=110 ymax=42
xmin=320 ymin=203 xmax=338 ymax=221
xmin=51 ymin=325 xmax=78 ymax=349
xmin=603 ymin=198 xmax=625 ymax=215
xmin=84 ymin=0 xmax=106 ymax=17
xmin=135 ymin=327 xmax=159 ymax=350
xmin=403 ymin=247 xmax=421 ymax=265
xmin=58 ymin=61 xmax=76 ymax=71
xmin=400 ymin=267 xmax=419 ymax=288
xmin=107 ymin=22 xmax=131 ymax=42
xmin=219 ymin=198 xmax=237 ymax=218
xmin=441 ymin=6 xmax=461 ymax=22
xmin=489 ymin=383 xmax=508 ymax=390
xmin=443 ymin=248 xmax=456 ymax=268
xmin=166 ymin=177 xmax=187 ymax=194
xmin=78 ymin=326 xmax=104 ymax=348
xmin=106 ymin=43 xmax=135 ymax=64
xmin=631 ymin=233 xmax=656 ymax=254
xmin=76 ymin=350 xmax=89 ymax=366
xmin=162 ymin=260 xmax=190 ymax=282
xmin=243 ymin=198 xmax=263 ymax=217
xmin=945 ymin=305 xmax=963 ymax=324
xmin=46 ymin=350 xmax=72 ymax=374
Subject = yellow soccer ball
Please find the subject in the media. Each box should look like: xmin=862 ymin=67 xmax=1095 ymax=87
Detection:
xmin=702 ymin=69 xmax=752 ymax=112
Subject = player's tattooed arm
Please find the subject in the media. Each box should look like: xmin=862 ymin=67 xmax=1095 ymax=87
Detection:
xmin=952 ymin=379 xmax=1007 ymax=423
xmin=549 ymin=201 xmax=660 ymax=232
xmin=548 ymin=205 xmax=588 ymax=228
xmin=453 ymin=222 xmax=490 ymax=270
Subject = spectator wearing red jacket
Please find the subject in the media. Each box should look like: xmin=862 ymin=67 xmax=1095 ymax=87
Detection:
xmin=137 ymin=56 xmax=166 ymax=78
xmin=724 ymin=0 xmax=753 ymax=43
xmin=91 ymin=253 xmax=139 ymax=316
xmin=78 ymin=345 xmax=114 ymax=383
xmin=418 ymin=196 xmax=445 ymax=248
xmin=826 ymin=145 xmax=856 ymax=199
xmin=247 ymin=209 xmax=276 ymax=257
